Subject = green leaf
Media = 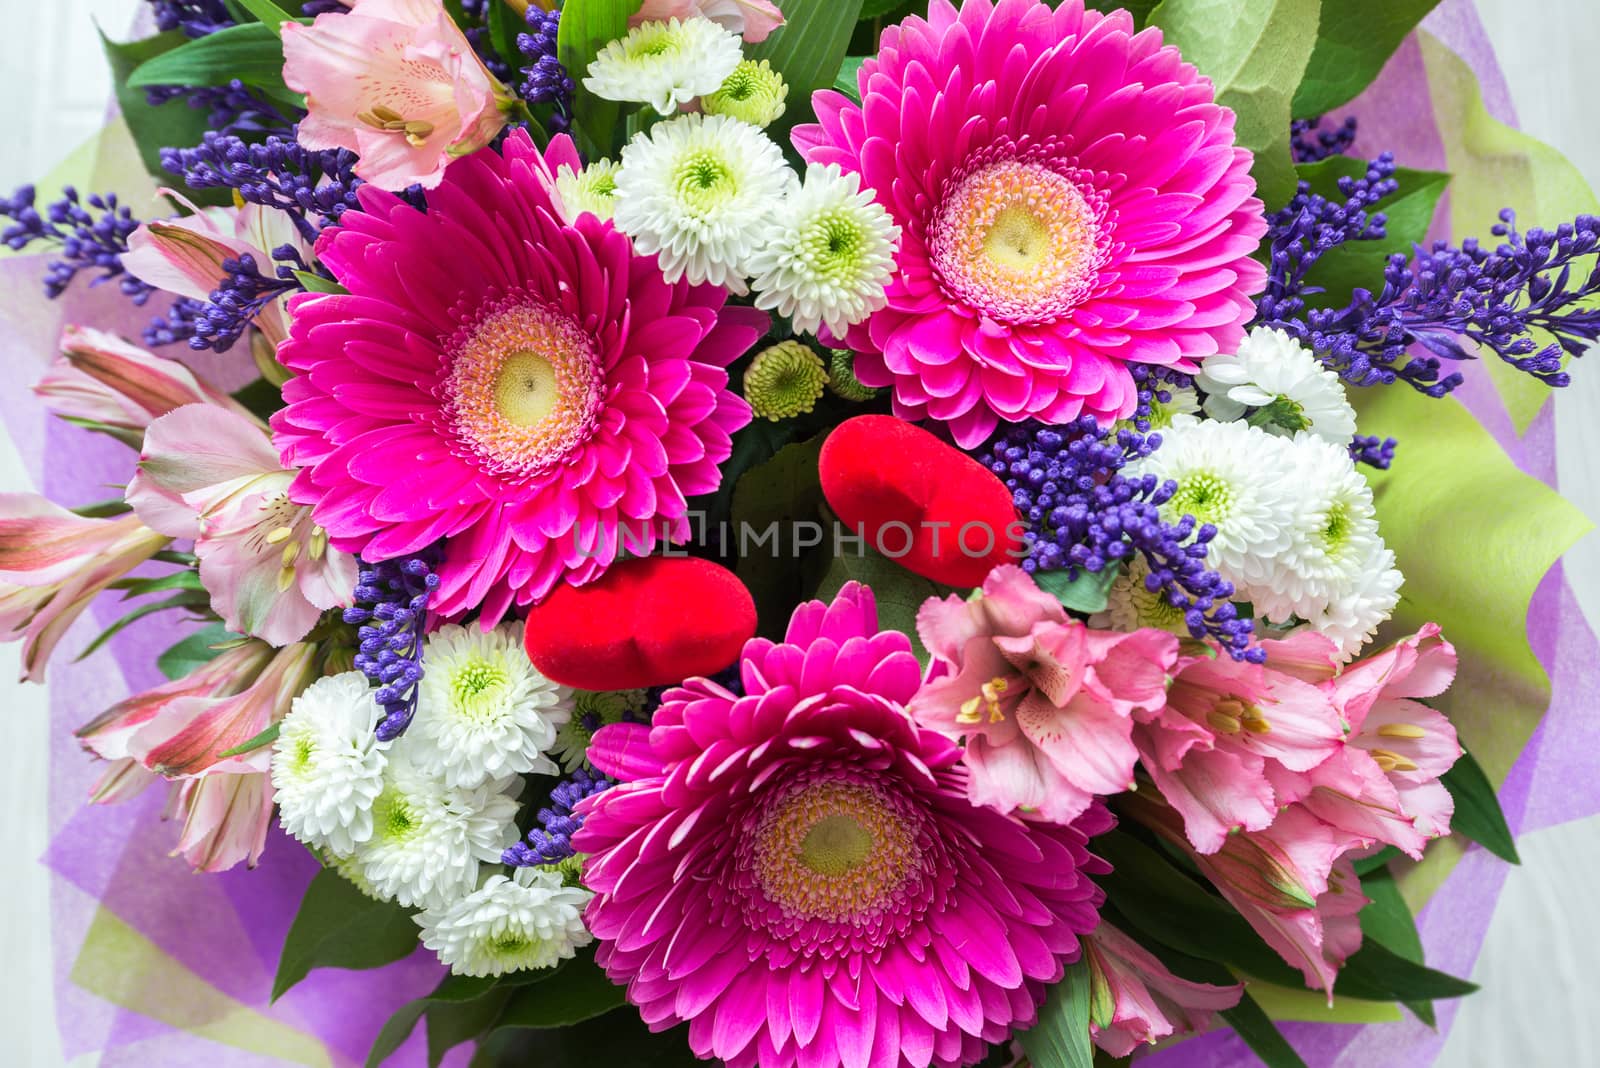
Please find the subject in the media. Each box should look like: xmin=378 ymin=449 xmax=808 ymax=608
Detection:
xmin=100 ymin=29 xmax=224 ymax=199
xmin=273 ymin=869 xmax=420 ymax=1002
xmin=75 ymin=591 xmax=211 ymax=663
xmin=1148 ymin=0 xmax=1323 ymax=209
xmin=1334 ymin=939 xmax=1477 ymax=1003
xmin=491 ymin=951 xmax=628 ymax=1030
xmin=294 ymin=270 xmax=349 ymax=295
xmin=1440 ymin=745 xmax=1521 ymax=864
xmin=57 ymin=416 xmax=143 ymax=450
xmin=110 ymin=569 xmax=206 ymax=597
xmin=1291 ymin=0 xmax=1442 ymax=118
xmin=71 ymin=498 xmax=134 ymax=519
xmin=1017 ymin=958 xmax=1094 ymax=1068
xmin=1359 ymin=866 xmax=1434 ymax=1025
xmin=745 ymin=0 xmax=867 ymax=140
xmin=731 ymin=434 xmax=827 ymax=637
xmin=1352 ymin=845 xmax=1400 ymax=876
xmin=857 ymin=0 xmax=908 ymax=19
xmin=487 ymin=0 xmax=524 ymax=67
xmin=1086 ymin=0 xmax=1161 ymax=25
xmin=814 ymin=548 xmax=950 ymax=667
xmin=833 ymin=55 xmax=868 ymax=101
xmin=1295 ymin=158 xmax=1450 ymax=309
xmin=366 ymin=973 xmax=500 ymax=1068
xmin=1032 ymin=566 xmax=1119 ymax=615
xmin=232 ymin=0 xmax=297 ymax=33
xmin=156 ymin=620 xmax=240 ymax=681
xmin=557 ymin=0 xmax=636 ymax=157
xmin=428 ymin=986 xmax=514 ymax=1068
xmin=1219 ymin=991 xmax=1311 ymax=1068
xmin=217 ymin=721 xmax=281 ymax=760
xmin=127 ymin=23 xmax=293 ymax=95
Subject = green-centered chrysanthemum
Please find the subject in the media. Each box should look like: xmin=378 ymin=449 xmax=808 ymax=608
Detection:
xmin=582 ymin=18 xmax=742 ymax=116
xmin=551 ymin=688 xmax=647 ymax=772
xmin=745 ymin=340 xmax=828 ymax=421
xmin=556 ymin=159 xmax=620 ymax=223
xmin=702 ymin=60 xmax=789 ymax=128
xmin=827 ymin=348 xmax=879 ymax=402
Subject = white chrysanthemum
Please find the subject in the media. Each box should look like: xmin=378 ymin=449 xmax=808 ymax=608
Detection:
xmin=747 ymin=164 xmax=901 ymax=338
xmin=1253 ymin=433 xmax=1387 ymax=622
xmin=1196 ymin=327 xmax=1358 ymax=443
xmin=408 ymin=622 xmax=572 ymax=789
xmin=701 ymin=59 xmax=789 ymax=128
xmin=271 ymin=672 xmax=388 ymax=855
xmin=583 ymin=18 xmax=742 ymax=116
xmin=352 ymin=755 xmax=522 ymax=909
xmin=551 ymin=689 xmax=646 ymax=773
xmin=555 ymin=159 xmax=619 ymax=223
xmin=1091 ymin=559 xmax=1193 ymax=637
xmin=1301 ymin=543 xmax=1404 ymax=659
xmin=613 ymin=112 xmax=794 ymax=291
xmin=417 ymin=867 xmax=594 ymax=977
xmin=1130 ymin=416 xmax=1299 ymax=593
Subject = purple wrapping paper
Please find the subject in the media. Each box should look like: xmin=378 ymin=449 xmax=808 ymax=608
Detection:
xmin=4 ymin=0 xmax=1595 ymax=1064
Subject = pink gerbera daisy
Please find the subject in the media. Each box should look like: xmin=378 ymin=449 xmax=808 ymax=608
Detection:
xmin=794 ymin=0 xmax=1268 ymax=446
xmin=576 ymin=582 xmax=1110 ymax=1068
xmin=271 ymin=130 xmax=765 ymax=620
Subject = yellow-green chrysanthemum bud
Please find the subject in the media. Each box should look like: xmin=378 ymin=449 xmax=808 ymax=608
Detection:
xmin=701 ymin=60 xmax=789 ymax=129
xmin=827 ymin=348 xmax=879 ymax=402
xmin=745 ymin=341 xmax=828 ymax=421
xmin=547 ymin=854 xmax=588 ymax=889
xmin=555 ymin=159 xmax=620 ymax=223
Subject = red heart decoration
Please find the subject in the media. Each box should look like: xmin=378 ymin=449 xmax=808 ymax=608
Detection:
xmin=523 ymin=555 xmax=756 ymax=690
xmin=819 ymin=415 xmax=1022 ymax=587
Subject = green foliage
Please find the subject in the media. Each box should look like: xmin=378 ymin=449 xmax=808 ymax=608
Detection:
xmin=1292 ymin=0 xmax=1442 ymax=119
xmin=231 ymin=0 xmax=298 ymax=34
xmin=1295 ymin=157 xmax=1450 ymax=308
xmin=486 ymin=0 xmax=525 ymax=68
xmin=833 ymin=55 xmax=868 ymax=101
xmin=731 ymin=435 xmax=829 ymax=637
xmin=1219 ymin=990 xmax=1311 ymax=1068
xmin=1359 ymin=866 xmax=1435 ymax=1025
xmin=1336 ymin=939 xmax=1477 ymax=1003
xmin=77 ymin=587 xmax=213 ymax=663
xmin=1441 ymin=746 xmax=1521 ymax=863
xmin=127 ymin=22 xmax=295 ymax=96
xmin=1032 ymin=566 xmax=1119 ymax=615
xmin=1085 ymin=0 xmax=1161 ymax=25
xmin=491 ymin=952 xmax=629 ymax=1029
xmin=1017 ymin=958 xmax=1094 ymax=1068
xmin=216 ymin=721 xmax=282 ymax=759
xmin=366 ymin=973 xmax=502 ymax=1068
xmin=100 ymin=30 xmax=225 ymax=200
xmin=156 ymin=621 xmax=242 ymax=679
xmin=273 ymin=869 xmax=421 ymax=1002
xmin=745 ymin=0 xmax=867 ymax=141
xmin=814 ymin=548 xmax=950 ymax=666
xmin=557 ymin=0 xmax=636 ymax=157
xmin=1148 ymin=0 xmax=1323 ymax=209
xmin=294 ymin=270 xmax=349 ymax=295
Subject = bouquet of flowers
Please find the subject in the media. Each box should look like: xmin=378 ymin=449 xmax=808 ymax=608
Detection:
xmin=4 ymin=0 xmax=1596 ymax=1065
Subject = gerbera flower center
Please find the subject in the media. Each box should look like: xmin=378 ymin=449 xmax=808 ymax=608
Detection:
xmin=753 ymin=776 xmax=920 ymax=921
xmin=932 ymin=156 xmax=1109 ymax=324
xmin=443 ymin=297 xmax=604 ymax=478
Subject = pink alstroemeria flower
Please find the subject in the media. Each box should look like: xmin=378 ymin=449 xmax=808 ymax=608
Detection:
xmin=1082 ymin=923 xmax=1243 ymax=1057
xmin=123 ymin=195 xmax=310 ymax=350
xmin=0 ymin=497 xmax=170 ymax=681
xmin=128 ymin=404 xmax=356 ymax=646
xmin=1133 ymin=631 xmax=1345 ymax=853
xmin=34 ymin=326 xmax=249 ymax=444
xmin=1291 ymin=624 xmax=1462 ymax=859
xmin=282 ymin=0 xmax=515 ymax=190
xmin=909 ymin=565 xmax=1178 ymax=823
xmin=1128 ymin=792 xmax=1369 ymax=998
xmin=79 ymin=639 xmax=314 ymax=871
xmin=631 ymin=0 xmax=785 ymax=42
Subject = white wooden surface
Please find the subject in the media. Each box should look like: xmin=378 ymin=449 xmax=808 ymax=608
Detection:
xmin=0 ymin=1 xmax=1596 ymax=1065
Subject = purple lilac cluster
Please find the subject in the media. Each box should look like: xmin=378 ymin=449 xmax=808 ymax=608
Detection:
xmin=1349 ymin=434 xmax=1399 ymax=471
xmin=1291 ymin=115 xmax=1359 ymax=164
xmin=148 ymin=0 xmax=233 ymax=38
xmin=143 ymin=298 xmax=210 ymax=349
xmin=144 ymin=80 xmax=298 ymax=138
xmin=503 ymin=768 xmax=615 ymax=866
xmin=974 ymin=416 xmax=1261 ymax=662
xmin=1306 ymin=211 xmax=1600 ymax=391
xmin=518 ymin=7 xmax=574 ymax=134
xmin=183 ymin=250 xmax=308 ymax=353
xmin=343 ymin=553 xmax=440 ymax=741
xmin=0 ymin=185 xmax=153 ymax=303
xmin=161 ymin=131 xmax=362 ymax=241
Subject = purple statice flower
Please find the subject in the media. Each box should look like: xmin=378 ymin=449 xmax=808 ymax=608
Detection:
xmin=517 ymin=7 xmax=574 ymax=134
xmin=973 ymin=415 xmax=1261 ymax=663
xmin=1 ymin=185 xmax=153 ymax=303
xmin=160 ymin=130 xmax=362 ymax=241
xmin=144 ymin=79 xmax=298 ymax=137
xmin=343 ymin=551 xmax=440 ymax=741
xmin=183 ymin=249 xmax=307 ymax=353
xmin=148 ymin=0 xmax=234 ymax=38
xmin=1291 ymin=115 xmax=1359 ymax=164
xmin=1304 ymin=211 xmax=1600 ymax=392
xmin=1349 ymin=434 xmax=1398 ymax=471
xmin=503 ymin=769 xmax=615 ymax=867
